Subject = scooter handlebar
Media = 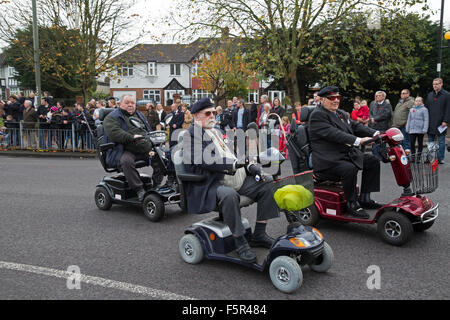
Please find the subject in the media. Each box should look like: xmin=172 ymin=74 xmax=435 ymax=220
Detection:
xmin=361 ymin=135 xmax=382 ymax=146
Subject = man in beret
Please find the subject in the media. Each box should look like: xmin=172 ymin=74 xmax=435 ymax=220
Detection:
xmin=181 ymin=98 xmax=280 ymax=263
xmin=308 ymin=86 xmax=382 ymax=218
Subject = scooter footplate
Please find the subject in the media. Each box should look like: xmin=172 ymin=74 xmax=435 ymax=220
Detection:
xmin=226 ymin=247 xmax=268 ymax=266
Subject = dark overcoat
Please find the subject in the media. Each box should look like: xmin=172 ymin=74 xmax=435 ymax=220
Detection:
xmin=308 ymin=105 xmax=376 ymax=172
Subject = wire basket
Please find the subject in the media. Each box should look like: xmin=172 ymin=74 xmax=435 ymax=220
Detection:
xmin=407 ymin=149 xmax=439 ymax=194
xmin=270 ymin=170 xmax=314 ymax=196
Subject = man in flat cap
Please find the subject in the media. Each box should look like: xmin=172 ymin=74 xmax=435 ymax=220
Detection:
xmin=308 ymin=86 xmax=382 ymax=218
xmin=180 ymin=98 xmax=280 ymax=263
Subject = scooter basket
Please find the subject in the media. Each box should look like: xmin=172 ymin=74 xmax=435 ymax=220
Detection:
xmin=407 ymin=150 xmax=439 ymax=194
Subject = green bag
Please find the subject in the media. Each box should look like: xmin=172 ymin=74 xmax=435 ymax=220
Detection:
xmin=274 ymin=184 xmax=314 ymax=211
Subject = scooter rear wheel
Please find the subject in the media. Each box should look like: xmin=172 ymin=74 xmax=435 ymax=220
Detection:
xmin=294 ymin=205 xmax=320 ymax=226
xmin=269 ymin=256 xmax=303 ymax=294
xmin=94 ymin=187 xmax=113 ymax=211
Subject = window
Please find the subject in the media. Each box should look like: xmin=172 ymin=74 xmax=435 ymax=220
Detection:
xmin=143 ymin=90 xmax=161 ymax=103
xmin=248 ymin=90 xmax=259 ymax=103
xmin=147 ymin=62 xmax=157 ymax=76
xmin=192 ymin=89 xmax=212 ymax=102
xmin=170 ymin=63 xmax=181 ymax=76
xmin=117 ymin=64 xmax=133 ymax=77
xmin=8 ymin=67 xmax=17 ymax=77
xmin=8 ymin=78 xmax=18 ymax=87
xmin=192 ymin=62 xmax=198 ymax=77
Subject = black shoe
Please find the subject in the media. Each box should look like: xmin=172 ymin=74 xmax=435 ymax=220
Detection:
xmin=358 ymin=199 xmax=383 ymax=209
xmin=136 ymin=188 xmax=146 ymax=202
xmin=347 ymin=202 xmax=370 ymax=219
xmin=236 ymin=243 xmax=257 ymax=263
xmin=249 ymin=232 xmax=275 ymax=249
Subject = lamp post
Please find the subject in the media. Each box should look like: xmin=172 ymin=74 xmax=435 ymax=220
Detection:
xmin=32 ymin=0 xmax=42 ymax=106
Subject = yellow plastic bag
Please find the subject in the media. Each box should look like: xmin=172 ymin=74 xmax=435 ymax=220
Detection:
xmin=274 ymin=184 xmax=314 ymax=211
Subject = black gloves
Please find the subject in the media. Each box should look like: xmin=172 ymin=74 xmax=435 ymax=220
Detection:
xmin=247 ymin=163 xmax=262 ymax=177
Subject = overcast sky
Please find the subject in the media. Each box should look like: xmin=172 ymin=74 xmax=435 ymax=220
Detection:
xmin=129 ymin=0 xmax=450 ymax=44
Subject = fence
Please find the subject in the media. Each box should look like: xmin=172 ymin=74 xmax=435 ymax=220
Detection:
xmin=0 ymin=122 xmax=96 ymax=152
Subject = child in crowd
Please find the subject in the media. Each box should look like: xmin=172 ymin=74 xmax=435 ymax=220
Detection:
xmin=279 ymin=116 xmax=290 ymax=158
xmin=406 ymin=96 xmax=429 ymax=155
xmin=351 ymin=100 xmax=369 ymax=126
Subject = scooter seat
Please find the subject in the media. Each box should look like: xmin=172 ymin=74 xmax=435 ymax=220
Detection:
xmin=313 ymin=174 xmax=343 ymax=187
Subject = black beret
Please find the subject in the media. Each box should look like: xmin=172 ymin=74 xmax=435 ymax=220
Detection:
xmin=191 ymin=97 xmax=214 ymax=114
xmin=317 ymin=86 xmax=340 ymax=97
xmin=107 ymin=97 xmax=116 ymax=101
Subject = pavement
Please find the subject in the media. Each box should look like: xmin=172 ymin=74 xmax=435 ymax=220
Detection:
xmin=0 ymin=155 xmax=449 ymax=300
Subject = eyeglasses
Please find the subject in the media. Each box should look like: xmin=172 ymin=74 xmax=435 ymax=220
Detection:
xmin=326 ymin=95 xmax=341 ymax=101
xmin=203 ymin=110 xmax=217 ymax=117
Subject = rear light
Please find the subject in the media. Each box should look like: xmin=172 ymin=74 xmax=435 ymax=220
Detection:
xmin=389 ymin=155 xmax=396 ymax=161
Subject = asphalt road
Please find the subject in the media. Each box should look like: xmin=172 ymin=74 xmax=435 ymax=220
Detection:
xmin=0 ymin=156 xmax=449 ymax=300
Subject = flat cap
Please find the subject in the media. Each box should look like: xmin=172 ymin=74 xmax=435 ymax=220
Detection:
xmin=191 ymin=97 xmax=214 ymax=114
xmin=317 ymin=86 xmax=340 ymax=97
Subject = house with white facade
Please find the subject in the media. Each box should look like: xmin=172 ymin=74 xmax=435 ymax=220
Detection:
xmin=0 ymin=52 xmax=22 ymax=100
xmin=109 ymin=39 xmax=286 ymax=106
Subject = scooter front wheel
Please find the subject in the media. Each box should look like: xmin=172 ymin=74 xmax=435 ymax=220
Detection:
xmin=269 ymin=256 xmax=303 ymax=294
xmin=142 ymin=194 xmax=165 ymax=222
xmin=377 ymin=211 xmax=413 ymax=246
xmin=309 ymin=242 xmax=334 ymax=273
xmin=179 ymin=234 xmax=204 ymax=264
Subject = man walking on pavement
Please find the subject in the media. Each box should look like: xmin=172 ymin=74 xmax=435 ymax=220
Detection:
xmin=392 ymin=89 xmax=414 ymax=152
xmin=426 ymin=78 xmax=450 ymax=164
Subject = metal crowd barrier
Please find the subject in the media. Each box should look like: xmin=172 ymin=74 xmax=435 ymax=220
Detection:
xmin=0 ymin=122 xmax=96 ymax=152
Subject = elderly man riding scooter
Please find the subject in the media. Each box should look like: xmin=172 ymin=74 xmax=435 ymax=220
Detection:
xmin=181 ymin=98 xmax=280 ymax=263
xmin=308 ymin=86 xmax=383 ymax=219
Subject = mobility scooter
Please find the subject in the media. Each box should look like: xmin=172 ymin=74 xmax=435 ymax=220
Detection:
xmin=86 ymin=108 xmax=181 ymax=222
xmin=175 ymin=126 xmax=334 ymax=294
xmin=288 ymin=107 xmax=439 ymax=246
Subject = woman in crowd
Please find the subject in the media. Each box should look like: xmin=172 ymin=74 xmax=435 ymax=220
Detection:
xmin=406 ymin=96 xmax=429 ymax=156
xmin=214 ymin=106 xmax=223 ymax=130
xmin=181 ymin=104 xmax=193 ymax=129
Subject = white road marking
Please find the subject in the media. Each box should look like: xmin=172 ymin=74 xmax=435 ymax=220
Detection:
xmin=0 ymin=261 xmax=195 ymax=300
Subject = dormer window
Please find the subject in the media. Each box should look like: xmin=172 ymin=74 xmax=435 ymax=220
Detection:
xmin=147 ymin=62 xmax=157 ymax=76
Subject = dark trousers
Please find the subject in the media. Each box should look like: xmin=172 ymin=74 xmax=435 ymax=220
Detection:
xmin=120 ymin=151 xmax=148 ymax=190
xmin=316 ymin=154 xmax=380 ymax=203
xmin=409 ymin=134 xmax=424 ymax=155
xmin=216 ymin=175 xmax=280 ymax=237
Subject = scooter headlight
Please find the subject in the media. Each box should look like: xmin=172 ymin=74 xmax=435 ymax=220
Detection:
xmin=290 ymin=237 xmax=311 ymax=248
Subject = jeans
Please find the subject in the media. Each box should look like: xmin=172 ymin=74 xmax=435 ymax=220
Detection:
xmin=399 ymin=126 xmax=410 ymax=151
xmin=427 ymin=133 xmax=446 ymax=161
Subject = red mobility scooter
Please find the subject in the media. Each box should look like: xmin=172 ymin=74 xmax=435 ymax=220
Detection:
xmin=290 ymin=126 xmax=439 ymax=246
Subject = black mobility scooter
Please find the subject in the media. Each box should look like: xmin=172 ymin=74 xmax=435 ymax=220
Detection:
xmin=88 ymin=108 xmax=181 ymax=222
xmin=174 ymin=127 xmax=334 ymax=294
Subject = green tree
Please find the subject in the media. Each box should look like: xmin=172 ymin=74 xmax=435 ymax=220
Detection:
xmin=169 ymin=0 xmax=428 ymax=104
xmin=311 ymin=12 xmax=450 ymax=108
xmin=0 ymin=0 xmax=140 ymax=102
xmin=4 ymin=24 xmax=85 ymax=98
